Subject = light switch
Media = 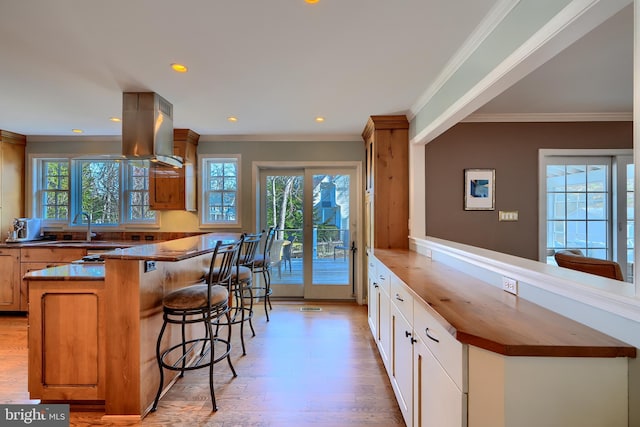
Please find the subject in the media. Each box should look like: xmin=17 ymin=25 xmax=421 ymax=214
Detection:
xmin=499 ymin=211 xmax=518 ymax=221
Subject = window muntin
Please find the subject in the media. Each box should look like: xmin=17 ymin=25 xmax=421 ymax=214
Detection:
xmin=125 ymin=161 xmax=155 ymax=222
xmin=41 ymin=159 xmax=70 ymax=221
xmin=201 ymin=156 xmax=240 ymax=226
xmin=35 ymin=157 xmax=156 ymax=227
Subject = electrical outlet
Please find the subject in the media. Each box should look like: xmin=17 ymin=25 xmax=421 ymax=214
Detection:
xmin=502 ymin=276 xmax=518 ymax=295
xmin=144 ymin=260 xmax=156 ymax=272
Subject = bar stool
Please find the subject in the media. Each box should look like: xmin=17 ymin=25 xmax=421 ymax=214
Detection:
xmin=222 ymin=230 xmax=263 ymax=355
xmin=152 ymin=238 xmax=242 ymax=412
xmin=251 ymin=226 xmax=276 ymax=321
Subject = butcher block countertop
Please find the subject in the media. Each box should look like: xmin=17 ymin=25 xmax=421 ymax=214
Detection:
xmin=373 ymin=249 xmax=636 ymax=358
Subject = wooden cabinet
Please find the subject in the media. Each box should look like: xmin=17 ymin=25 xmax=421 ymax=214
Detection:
xmin=0 ymin=248 xmax=21 ymax=311
xmin=149 ymin=128 xmax=199 ymax=211
xmin=20 ymin=247 xmax=87 ymax=311
xmin=28 ymin=278 xmax=106 ymax=401
xmin=0 ymin=130 xmax=26 ymax=234
xmin=362 ymin=116 xmax=409 ymax=250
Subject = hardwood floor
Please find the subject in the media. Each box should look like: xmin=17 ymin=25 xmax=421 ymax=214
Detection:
xmin=0 ymin=301 xmax=404 ymax=427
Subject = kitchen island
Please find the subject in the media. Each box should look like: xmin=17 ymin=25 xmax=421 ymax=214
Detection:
xmin=24 ymin=233 xmax=240 ymax=421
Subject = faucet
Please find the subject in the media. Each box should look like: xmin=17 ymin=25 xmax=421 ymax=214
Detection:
xmin=73 ymin=211 xmax=95 ymax=241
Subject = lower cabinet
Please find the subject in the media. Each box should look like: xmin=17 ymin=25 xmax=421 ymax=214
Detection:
xmin=28 ymin=279 xmax=106 ymax=401
xmin=414 ymin=337 xmax=467 ymax=427
xmin=0 ymin=248 xmax=21 ymax=311
xmin=391 ymin=300 xmax=414 ymax=425
xmin=370 ymin=253 xmax=629 ymax=427
xmin=367 ymin=253 xmax=391 ymax=373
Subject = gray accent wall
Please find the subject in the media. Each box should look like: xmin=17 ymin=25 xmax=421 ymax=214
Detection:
xmin=424 ymin=121 xmax=632 ymax=260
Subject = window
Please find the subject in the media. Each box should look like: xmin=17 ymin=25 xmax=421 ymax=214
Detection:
xmin=33 ymin=156 xmax=157 ymax=227
xmin=41 ymin=159 xmax=70 ymax=221
xmin=201 ymin=156 xmax=240 ymax=226
xmin=539 ymin=150 xmax=633 ymax=282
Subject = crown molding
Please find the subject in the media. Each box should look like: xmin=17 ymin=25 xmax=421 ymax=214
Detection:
xmin=462 ymin=112 xmax=633 ymax=122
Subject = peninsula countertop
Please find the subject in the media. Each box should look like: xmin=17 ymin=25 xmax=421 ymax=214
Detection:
xmin=100 ymin=233 xmax=241 ymax=262
xmin=373 ymin=248 xmax=636 ymax=358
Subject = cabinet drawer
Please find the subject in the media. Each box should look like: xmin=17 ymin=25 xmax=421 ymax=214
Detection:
xmin=414 ymin=299 xmax=466 ymax=391
xmin=21 ymin=248 xmax=86 ymax=263
xmin=374 ymin=260 xmax=390 ymax=295
xmin=390 ymin=275 xmax=412 ymax=322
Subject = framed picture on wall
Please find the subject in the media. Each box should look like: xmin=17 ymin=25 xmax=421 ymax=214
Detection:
xmin=464 ymin=169 xmax=495 ymax=210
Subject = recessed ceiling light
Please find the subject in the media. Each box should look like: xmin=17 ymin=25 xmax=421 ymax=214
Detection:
xmin=171 ymin=63 xmax=188 ymax=73
xmin=109 ymin=117 xmax=121 ymax=123
xmin=305 ymin=0 xmax=320 ymax=3
xmin=72 ymin=129 xmax=83 ymax=134
xmin=315 ymin=116 xmax=325 ymax=123
xmin=227 ymin=116 xmax=238 ymax=123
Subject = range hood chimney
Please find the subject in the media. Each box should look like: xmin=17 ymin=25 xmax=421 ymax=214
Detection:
xmin=121 ymin=92 xmax=182 ymax=168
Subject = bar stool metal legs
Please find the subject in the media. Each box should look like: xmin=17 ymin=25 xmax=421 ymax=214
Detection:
xmin=151 ymin=238 xmax=242 ymax=412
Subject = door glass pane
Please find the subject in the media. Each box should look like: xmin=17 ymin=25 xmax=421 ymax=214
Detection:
xmin=312 ymin=174 xmax=350 ymax=286
xmin=265 ymin=174 xmax=304 ymax=288
xmin=545 ymin=159 xmax=611 ymax=264
xmin=627 ymin=163 xmax=634 ymax=281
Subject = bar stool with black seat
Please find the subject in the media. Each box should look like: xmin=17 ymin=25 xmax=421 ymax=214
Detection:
xmin=225 ymin=230 xmax=263 ymax=355
xmin=152 ymin=238 xmax=242 ymax=412
xmin=251 ymin=226 xmax=276 ymax=321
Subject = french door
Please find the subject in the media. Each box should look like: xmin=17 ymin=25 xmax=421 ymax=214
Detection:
xmin=259 ymin=166 xmax=357 ymax=299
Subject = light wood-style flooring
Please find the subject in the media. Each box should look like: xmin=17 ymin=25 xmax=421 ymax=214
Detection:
xmin=0 ymin=301 xmax=404 ymax=427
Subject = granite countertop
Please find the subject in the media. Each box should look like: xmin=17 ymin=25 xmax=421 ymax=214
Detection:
xmin=100 ymin=233 xmax=241 ymax=262
xmin=1 ymin=239 xmax=145 ymax=249
xmin=24 ymin=263 xmax=105 ymax=281
xmin=373 ymin=248 xmax=636 ymax=358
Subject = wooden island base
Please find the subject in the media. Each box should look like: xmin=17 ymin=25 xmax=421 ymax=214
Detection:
xmin=25 ymin=233 xmax=239 ymax=419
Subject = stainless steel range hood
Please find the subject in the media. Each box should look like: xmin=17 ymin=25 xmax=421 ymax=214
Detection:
xmin=121 ymin=92 xmax=183 ymax=168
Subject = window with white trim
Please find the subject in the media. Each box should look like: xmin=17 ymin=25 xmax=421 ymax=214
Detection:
xmin=201 ymin=156 xmax=240 ymax=226
xmin=34 ymin=156 xmax=157 ymax=227
xmin=540 ymin=150 xmax=634 ymax=283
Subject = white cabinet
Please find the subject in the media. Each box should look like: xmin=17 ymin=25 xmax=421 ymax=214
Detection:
xmin=368 ymin=254 xmax=629 ymax=427
xmin=391 ymin=299 xmax=413 ymax=426
xmin=414 ymin=337 xmax=467 ymax=427
xmin=413 ymin=300 xmax=467 ymax=427
xmin=367 ymin=255 xmax=378 ymax=338
xmin=368 ymin=253 xmax=391 ymax=373
xmin=371 ymin=253 xmax=467 ymax=427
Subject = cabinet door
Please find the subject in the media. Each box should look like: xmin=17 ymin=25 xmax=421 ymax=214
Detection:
xmin=1 ymin=137 xmax=25 ymax=233
xmin=378 ymin=285 xmax=391 ymax=374
xmin=367 ymin=260 xmax=379 ymax=339
xmin=0 ymin=248 xmax=21 ymax=311
xmin=414 ymin=337 xmax=467 ymax=427
xmin=392 ymin=303 xmax=413 ymax=426
xmin=28 ymin=281 xmax=106 ymax=401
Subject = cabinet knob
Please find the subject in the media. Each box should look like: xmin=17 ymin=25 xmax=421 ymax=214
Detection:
xmin=405 ymin=330 xmax=412 ymax=338
xmin=395 ymin=294 xmax=404 ymax=302
xmin=410 ymin=338 xmax=417 ymax=344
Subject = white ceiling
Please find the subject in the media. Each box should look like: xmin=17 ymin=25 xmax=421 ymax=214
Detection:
xmin=0 ymin=1 xmax=632 ymax=140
